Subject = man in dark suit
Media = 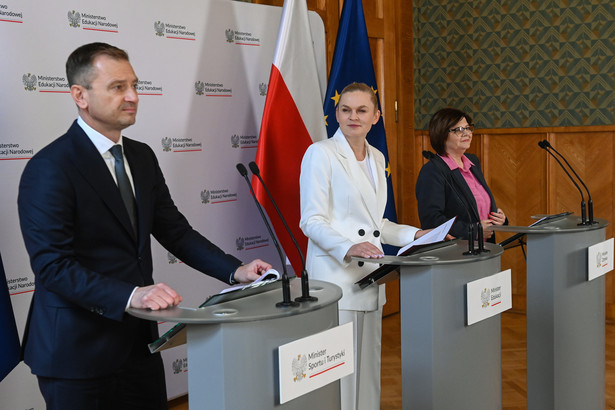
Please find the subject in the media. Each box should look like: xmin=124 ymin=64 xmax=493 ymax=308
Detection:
xmin=17 ymin=42 xmax=272 ymax=410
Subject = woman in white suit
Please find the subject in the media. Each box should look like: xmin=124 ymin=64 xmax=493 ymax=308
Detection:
xmin=300 ymin=82 xmax=426 ymax=410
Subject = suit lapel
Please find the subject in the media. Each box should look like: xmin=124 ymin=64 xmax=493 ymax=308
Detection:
xmin=67 ymin=122 xmax=137 ymax=241
xmin=332 ymin=130 xmax=382 ymax=225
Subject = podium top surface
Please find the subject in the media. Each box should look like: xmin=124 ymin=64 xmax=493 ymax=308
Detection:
xmin=353 ymin=240 xmax=503 ymax=266
xmin=127 ymin=279 xmax=341 ymax=324
xmin=490 ymin=214 xmax=608 ymax=234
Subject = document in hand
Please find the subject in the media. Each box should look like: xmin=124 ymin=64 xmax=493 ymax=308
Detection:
xmin=218 ymin=268 xmax=281 ymax=294
xmin=396 ymin=217 xmax=456 ymax=256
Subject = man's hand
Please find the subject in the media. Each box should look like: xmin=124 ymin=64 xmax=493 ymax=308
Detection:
xmin=130 ymin=283 xmax=182 ymax=310
xmin=233 ymin=259 xmax=273 ymax=284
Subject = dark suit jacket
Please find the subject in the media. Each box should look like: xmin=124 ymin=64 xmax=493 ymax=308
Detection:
xmin=18 ymin=121 xmax=241 ymax=378
xmin=415 ymin=153 xmax=505 ymax=243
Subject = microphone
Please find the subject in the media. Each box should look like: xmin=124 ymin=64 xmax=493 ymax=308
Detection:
xmin=538 ymin=141 xmax=589 ymax=225
xmin=248 ymin=161 xmax=317 ymax=302
xmin=236 ymin=163 xmax=298 ymax=308
xmin=540 ymin=140 xmax=595 ymax=225
xmin=421 ymin=151 xmax=485 ymax=254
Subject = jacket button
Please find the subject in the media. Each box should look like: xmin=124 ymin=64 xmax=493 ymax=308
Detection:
xmin=358 ymin=261 xmax=364 ymax=267
xmin=358 ymin=229 xmax=365 ymax=236
xmin=373 ymin=230 xmax=380 ymax=237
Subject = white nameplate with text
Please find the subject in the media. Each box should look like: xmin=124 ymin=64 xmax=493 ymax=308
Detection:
xmin=588 ymin=237 xmax=614 ymax=281
xmin=278 ymin=322 xmax=354 ymax=404
xmin=466 ymin=269 xmax=512 ymax=326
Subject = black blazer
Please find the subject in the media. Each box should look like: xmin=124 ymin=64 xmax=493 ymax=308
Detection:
xmin=415 ymin=153 xmax=505 ymax=243
xmin=18 ymin=121 xmax=241 ymax=378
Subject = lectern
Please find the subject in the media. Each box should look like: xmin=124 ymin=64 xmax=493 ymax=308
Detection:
xmin=356 ymin=241 xmax=504 ymax=410
xmin=493 ymin=214 xmax=609 ymax=410
xmin=129 ymin=278 xmax=342 ymax=410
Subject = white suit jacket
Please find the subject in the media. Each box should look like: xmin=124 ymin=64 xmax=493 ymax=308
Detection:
xmin=300 ymin=129 xmax=419 ymax=311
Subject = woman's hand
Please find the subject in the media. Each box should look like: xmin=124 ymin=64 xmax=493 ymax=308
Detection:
xmin=489 ymin=208 xmax=506 ymax=225
xmin=344 ymin=242 xmax=384 ymax=262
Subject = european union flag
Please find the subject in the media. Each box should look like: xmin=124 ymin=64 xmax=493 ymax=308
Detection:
xmin=323 ymin=0 xmax=398 ymax=244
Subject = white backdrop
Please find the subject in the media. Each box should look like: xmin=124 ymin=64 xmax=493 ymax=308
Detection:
xmin=0 ymin=0 xmax=326 ymax=407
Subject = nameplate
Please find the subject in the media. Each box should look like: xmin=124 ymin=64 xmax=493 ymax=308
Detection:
xmin=588 ymin=237 xmax=614 ymax=281
xmin=466 ymin=269 xmax=512 ymax=326
xmin=278 ymin=322 xmax=353 ymax=404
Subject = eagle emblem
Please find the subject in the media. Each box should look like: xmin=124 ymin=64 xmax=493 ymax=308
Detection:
xmin=161 ymin=137 xmax=172 ymax=152
xmin=225 ymin=29 xmax=234 ymax=43
xmin=172 ymin=359 xmax=183 ymax=374
xmin=236 ymin=237 xmax=245 ymax=251
xmin=231 ymin=134 xmax=240 ymax=148
xmin=67 ymin=10 xmax=81 ymax=28
xmin=167 ymin=251 xmax=178 ymax=264
xmin=259 ymin=82 xmax=268 ymax=96
xmin=195 ymin=81 xmax=205 ymax=96
xmin=597 ymin=251 xmax=603 ymax=268
xmin=154 ymin=21 xmax=165 ymax=37
xmin=22 ymin=73 xmax=37 ymax=91
xmin=200 ymin=189 xmax=210 ymax=204
xmin=481 ymin=288 xmax=490 ymax=308
xmin=292 ymin=354 xmax=307 ymax=382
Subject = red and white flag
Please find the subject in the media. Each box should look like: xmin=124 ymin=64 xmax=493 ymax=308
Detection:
xmin=253 ymin=0 xmax=326 ymax=275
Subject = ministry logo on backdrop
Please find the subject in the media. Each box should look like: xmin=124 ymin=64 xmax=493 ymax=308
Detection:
xmin=259 ymin=82 xmax=268 ymax=96
xmin=154 ymin=20 xmax=196 ymax=40
xmin=137 ymin=79 xmax=163 ymax=96
xmin=154 ymin=21 xmax=165 ymax=36
xmin=0 ymin=4 xmax=24 ymax=23
xmin=230 ymin=134 xmax=258 ymax=149
xmin=225 ymin=29 xmax=234 ymax=43
xmin=160 ymin=137 xmax=203 ymax=153
xmin=167 ymin=251 xmax=182 ymax=264
xmin=67 ymin=10 xmax=81 ymax=27
xmin=22 ymin=73 xmax=37 ymax=91
xmin=0 ymin=143 xmax=34 ymax=160
xmin=200 ymin=188 xmax=237 ymax=205
xmin=67 ymin=10 xmax=119 ymax=33
xmin=22 ymin=72 xmax=70 ymax=93
xmin=171 ymin=357 xmax=187 ymax=374
xmin=194 ymin=81 xmax=232 ymax=97
xmin=237 ymin=235 xmax=269 ymax=251
xmin=225 ymin=28 xmax=261 ymax=46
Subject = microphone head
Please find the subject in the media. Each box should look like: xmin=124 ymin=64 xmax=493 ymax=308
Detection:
xmin=422 ymin=150 xmax=435 ymax=160
xmin=248 ymin=161 xmax=260 ymax=176
xmin=542 ymin=140 xmax=552 ymax=148
xmin=538 ymin=141 xmax=546 ymax=149
xmin=236 ymin=163 xmax=248 ymax=176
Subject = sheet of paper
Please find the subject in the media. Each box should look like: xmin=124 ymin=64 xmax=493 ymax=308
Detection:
xmin=397 ymin=217 xmax=456 ymax=256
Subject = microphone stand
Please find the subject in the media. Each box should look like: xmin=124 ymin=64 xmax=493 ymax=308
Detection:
xmin=541 ymin=140 xmax=595 ymax=225
xmin=236 ymin=164 xmax=298 ymax=308
xmin=248 ymin=161 xmax=317 ymax=302
xmin=538 ymin=141 xmax=588 ymax=225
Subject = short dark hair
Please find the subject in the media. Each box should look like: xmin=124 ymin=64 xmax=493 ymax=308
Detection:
xmin=66 ymin=42 xmax=129 ymax=88
xmin=338 ymin=82 xmax=378 ymax=111
xmin=428 ymin=108 xmax=473 ymax=155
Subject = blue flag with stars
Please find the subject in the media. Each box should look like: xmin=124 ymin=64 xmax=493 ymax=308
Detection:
xmin=323 ymin=0 xmax=398 ymax=238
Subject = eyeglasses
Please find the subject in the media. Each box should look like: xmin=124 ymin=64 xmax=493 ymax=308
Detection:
xmin=449 ymin=124 xmax=474 ymax=135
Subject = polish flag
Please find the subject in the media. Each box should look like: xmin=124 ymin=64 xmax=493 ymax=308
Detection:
xmin=253 ymin=0 xmax=326 ymax=276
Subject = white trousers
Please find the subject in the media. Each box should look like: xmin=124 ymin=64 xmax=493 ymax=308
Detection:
xmin=338 ymin=307 xmax=383 ymax=410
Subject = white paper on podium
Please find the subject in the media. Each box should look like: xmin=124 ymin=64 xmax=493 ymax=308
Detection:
xmin=397 ymin=217 xmax=455 ymax=256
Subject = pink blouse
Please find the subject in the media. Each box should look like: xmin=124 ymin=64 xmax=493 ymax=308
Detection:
xmin=439 ymin=154 xmax=491 ymax=221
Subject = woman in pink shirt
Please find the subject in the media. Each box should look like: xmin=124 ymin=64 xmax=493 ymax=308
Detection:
xmin=416 ymin=108 xmax=507 ymax=242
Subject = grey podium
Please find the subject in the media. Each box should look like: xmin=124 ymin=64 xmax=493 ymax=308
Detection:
xmin=129 ymin=278 xmax=342 ymax=410
xmin=357 ymin=240 xmax=504 ymax=410
xmin=493 ymin=214 xmax=609 ymax=410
